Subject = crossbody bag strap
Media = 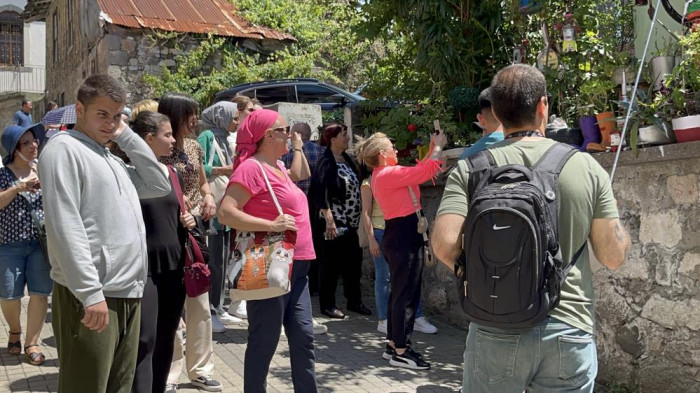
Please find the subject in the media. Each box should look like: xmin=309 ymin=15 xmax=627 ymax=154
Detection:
xmin=408 ymin=186 xmax=430 ymax=242
xmin=168 ymin=165 xmax=204 ymax=266
xmin=252 ymin=158 xmax=284 ymax=216
xmin=213 ymin=139 xmax=229 ymax=165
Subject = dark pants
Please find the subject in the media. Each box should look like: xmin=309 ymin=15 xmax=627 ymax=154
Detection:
xmin=52 ymin=283 xmax=141 ymax=393
xmin=319 ymin=229 xmax=363 ymax=311
xmin=244 ymin=260 xmax=317 ymax=393
xmin=208 ymin=229 xmax=230 ymax=313
xmin=132 ymin=270 xmax=186 ymax=393
xmin=382 ymin=215 xmax=424 ymax=349
xmin=307 ymin=203 xmax=323 ymax=295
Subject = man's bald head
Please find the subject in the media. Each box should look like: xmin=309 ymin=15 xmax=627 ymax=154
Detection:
xmin=292 ymin=122 xmax=312 ymax=141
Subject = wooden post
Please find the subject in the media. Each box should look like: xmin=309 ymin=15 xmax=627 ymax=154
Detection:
xmin=344 ymin=105 xmax=353 ymax=149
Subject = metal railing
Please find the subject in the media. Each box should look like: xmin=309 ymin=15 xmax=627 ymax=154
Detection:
xmin=0 ymin=65 xmax=45 ymax=94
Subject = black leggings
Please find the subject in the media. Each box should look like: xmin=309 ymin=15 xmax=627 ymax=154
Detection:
xmin=381 ymin=214 xmax=424 ymax=349
xmin=132 ymin=269 xmax=186 ymax=393
xmin=319 ymin=228 xmax=363 ymax=311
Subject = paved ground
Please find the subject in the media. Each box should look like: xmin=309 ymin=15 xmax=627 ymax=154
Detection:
xmin=0 ymin=294 xmax=467 ymax=393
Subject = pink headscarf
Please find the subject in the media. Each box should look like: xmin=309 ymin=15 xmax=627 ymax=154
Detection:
xmin=234 ymin=109 xmax=280 ymax=170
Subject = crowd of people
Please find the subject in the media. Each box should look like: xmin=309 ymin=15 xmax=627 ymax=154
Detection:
xmin=0 ymin=63 xmax=630 ymax=393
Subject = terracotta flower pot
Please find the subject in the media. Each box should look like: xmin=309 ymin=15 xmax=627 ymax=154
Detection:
xmin=671 ymin=115 xmax=700 ymax=143
xmin=595 ymin=112 xmax=617 ymax=147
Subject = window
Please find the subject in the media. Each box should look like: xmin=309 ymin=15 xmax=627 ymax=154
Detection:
xmin=295 ymin=85 xmax=348 ymax=109
xmin=251 ymin=86 xmax=293 ymax=105
xmin=52 ymin=11 xmax=58 ymax=63
xmin=0 ymin=11 xmax=23 ymax=66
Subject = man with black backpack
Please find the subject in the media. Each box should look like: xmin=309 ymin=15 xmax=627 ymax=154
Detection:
xmin=432 ymin=64 xmax=630 ymax=393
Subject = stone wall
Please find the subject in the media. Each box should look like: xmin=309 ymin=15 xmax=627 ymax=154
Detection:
xmin=362 ymin=140 xmax=700 ymax=392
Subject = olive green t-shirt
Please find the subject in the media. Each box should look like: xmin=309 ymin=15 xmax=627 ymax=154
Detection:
xmin=438 ymin=138 xmax=618 ymax=334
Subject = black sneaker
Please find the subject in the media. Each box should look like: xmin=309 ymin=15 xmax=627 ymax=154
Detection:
xmin=382 ymin=344 xmax=395 ymax=360
xmin=191 ymin=376 xmax=223 ymax=392
xmin=389 ymin=348 xmax=431 ymax=370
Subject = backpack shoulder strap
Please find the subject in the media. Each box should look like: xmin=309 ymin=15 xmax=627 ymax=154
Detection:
xmin=532 ymin=142 xmax=578 ymax=175
xmin=465 ymin=150 xmax=496 ymax=197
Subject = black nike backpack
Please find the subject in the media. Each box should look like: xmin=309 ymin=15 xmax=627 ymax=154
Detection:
xmin=456 ymin=142 xmax=585 ymax=329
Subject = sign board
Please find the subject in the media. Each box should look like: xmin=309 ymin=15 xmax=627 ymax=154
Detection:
xmin=267 ymin=102 xmax=323 ymax=141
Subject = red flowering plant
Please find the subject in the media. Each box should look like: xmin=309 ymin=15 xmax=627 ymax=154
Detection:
xmin=361 ymin=103 xmax=458 ymax=163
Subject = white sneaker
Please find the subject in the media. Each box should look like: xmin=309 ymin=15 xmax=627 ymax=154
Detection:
xmin=211 ymin=315 xmax=226 ymax=333
xmin=414 ymin=317 xmax=438 ymax=334
xmin=219 ymin=312 xmax=243 ymax=325
xmin=377 ymin=319 xmax=387 ymax=334
xmin=312 ymin=319 xmax=328 ymax=335
xmin=229 ymin=300 xmax=248 ymax=319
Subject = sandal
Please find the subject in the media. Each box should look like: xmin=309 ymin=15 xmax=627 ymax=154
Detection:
xmin=24 ymin=345 xmax=45 ymax=366
xmin=7 ymin=331 xmax=21 ymax=355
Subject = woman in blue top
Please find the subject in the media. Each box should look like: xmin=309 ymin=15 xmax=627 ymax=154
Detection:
xmin=0 ymin=123 xmax=52 ymax=365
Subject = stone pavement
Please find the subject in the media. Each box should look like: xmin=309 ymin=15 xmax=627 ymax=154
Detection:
xmin=0 ymin=295 xmax=466 ymax=393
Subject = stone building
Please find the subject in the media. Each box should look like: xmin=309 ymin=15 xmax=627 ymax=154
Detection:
xmin=0 ymin=0 xmax=45 ymax=127
xmin=21 ymin=0 xmax=294 ymax=105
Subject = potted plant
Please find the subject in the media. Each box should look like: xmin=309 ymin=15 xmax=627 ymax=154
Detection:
xmin=649 ymin=38 xmax=679 ymax=91
xmin=618 ymin=86 xmax=674 ymax=150
xmin=667 ymin=28 xmax=700 ymax=143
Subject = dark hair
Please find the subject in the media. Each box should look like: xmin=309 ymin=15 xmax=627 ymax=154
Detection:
xmin=45 ymin=101 xmax=58 ymax=112
xmin=320 ymin=123 xmax=345 ymax=147
xmin=157 ymin=92 xmax=198 ymax=146
xmin=76 ymin=74 xmax=127 ymax=106
xmin=490 ymin=64 xmax=546 ymax=129
xmin=21 ymin=99 xmax=31 ymax=106
xmin=478 ymin=88 xmax=492 ymax=111
xmin=131 ymin=111 xmax=170 ymax=139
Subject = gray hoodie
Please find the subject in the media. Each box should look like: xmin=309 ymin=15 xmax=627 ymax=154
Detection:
xmin=39 ymin=127 xmax=171 ymax=306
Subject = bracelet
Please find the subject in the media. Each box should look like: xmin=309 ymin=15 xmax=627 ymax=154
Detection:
xmin=203 ymin=192 xmax=214 ymax=198
xmin=293 ymin=148 xmax=302 ymax=152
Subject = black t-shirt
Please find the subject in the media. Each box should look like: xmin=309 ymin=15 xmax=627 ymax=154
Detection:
xmin=140 ymin=171 xmax=186 ymax=275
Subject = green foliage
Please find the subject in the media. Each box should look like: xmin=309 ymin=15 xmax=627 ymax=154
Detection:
xmin=664 ymin=28 xmax=700 ymax=117
xmin=143 ymin=1 xmax=372 ymax=107
xmin=448 ymin=86 xmax=480 ymax=112
xmin=502 ymin=0 xmax=635 ymax=124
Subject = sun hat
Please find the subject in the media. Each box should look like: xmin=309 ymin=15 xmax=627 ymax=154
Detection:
xmin=1 ymin=123 xmax=45 ymax=165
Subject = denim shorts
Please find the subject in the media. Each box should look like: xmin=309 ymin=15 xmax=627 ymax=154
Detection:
xmin=463 ymin=317 xmax=597 ymax=393
xmin=0 ymin=240 xmax=52 ymax=299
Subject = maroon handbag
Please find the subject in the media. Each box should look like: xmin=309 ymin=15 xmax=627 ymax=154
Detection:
xmin=168 ymin=165 xmax=212 ymax=297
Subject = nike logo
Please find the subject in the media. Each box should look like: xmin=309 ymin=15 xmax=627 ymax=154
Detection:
xmin=493 ymin=224 xmax=511 ymax=231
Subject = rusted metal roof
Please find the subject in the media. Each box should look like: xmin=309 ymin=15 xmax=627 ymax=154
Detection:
xmin=97 ymin=0 xmax=295 ymax=41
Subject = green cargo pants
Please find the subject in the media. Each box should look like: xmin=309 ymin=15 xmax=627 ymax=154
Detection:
xmin=52 ymin=283 xmax=141 ymax=393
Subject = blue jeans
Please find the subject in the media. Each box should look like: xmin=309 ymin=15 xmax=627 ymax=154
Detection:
xmin=0 ymin=240 xmax=52 ymax=299
xmin=373 ymin=229 xmax=423 ymax=321
xmin=463 ymin=318 xmax=597 ymax=393
xmin=244 ymin=260 xmax=317 ymax=393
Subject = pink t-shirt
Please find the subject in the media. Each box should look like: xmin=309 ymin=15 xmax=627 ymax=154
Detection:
xmin=371 ymin=159 xmax=443 ymax=220
xmin=229 ymin=159 xmax=315 ymax=260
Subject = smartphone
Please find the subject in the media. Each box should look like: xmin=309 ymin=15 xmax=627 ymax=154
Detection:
xmin=433 ymin=120 xmax=442 ymax=135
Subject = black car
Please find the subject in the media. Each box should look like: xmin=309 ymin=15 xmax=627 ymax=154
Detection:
xmin=214 ymin=78 xmax=365 ymax=111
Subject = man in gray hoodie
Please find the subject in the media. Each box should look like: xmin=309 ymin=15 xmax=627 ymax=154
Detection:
xmin=39 ymin=74 xmax=171 ymax=393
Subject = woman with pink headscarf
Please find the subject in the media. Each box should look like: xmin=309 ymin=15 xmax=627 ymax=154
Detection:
xmin=218 ymin=109 xmax=316 ymax=393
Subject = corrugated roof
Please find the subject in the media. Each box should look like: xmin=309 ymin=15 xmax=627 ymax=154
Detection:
xmin=22 ymin=0 xmax=295 ymax=41
xmin=97 ymin=0 xmax=296 ymax=41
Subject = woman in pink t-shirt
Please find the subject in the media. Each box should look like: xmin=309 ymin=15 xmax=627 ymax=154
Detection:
xmin=217 ymin=109 xmax=318 ymax=392
xmin=355 ymin=131 xmax=446 ymax=371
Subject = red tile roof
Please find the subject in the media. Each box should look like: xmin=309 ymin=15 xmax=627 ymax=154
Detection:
xmin=96 ymin=0 xmax=295 ymax=41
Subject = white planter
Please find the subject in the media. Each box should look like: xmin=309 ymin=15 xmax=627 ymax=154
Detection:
xmin=649 ymin=56 xmax=675 ymax=91
xmin=638 ymin=124 xmax=673 ymax=145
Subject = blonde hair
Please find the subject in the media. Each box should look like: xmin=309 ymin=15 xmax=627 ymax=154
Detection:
xmin=354 ymin=132 xmax=389 ymax=168
xmin=131 ymin=99 xmax=159 ymax=119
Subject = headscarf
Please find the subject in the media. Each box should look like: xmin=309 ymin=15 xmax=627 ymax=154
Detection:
xmin=233 ymin=109 xmax=279 ymax=170
xmin=201 ymin=101 xmax=238 ymax=161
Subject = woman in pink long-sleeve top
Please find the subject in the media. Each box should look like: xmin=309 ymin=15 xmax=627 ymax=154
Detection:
xmin=355 ymin=131 xmax=446 ymax=370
